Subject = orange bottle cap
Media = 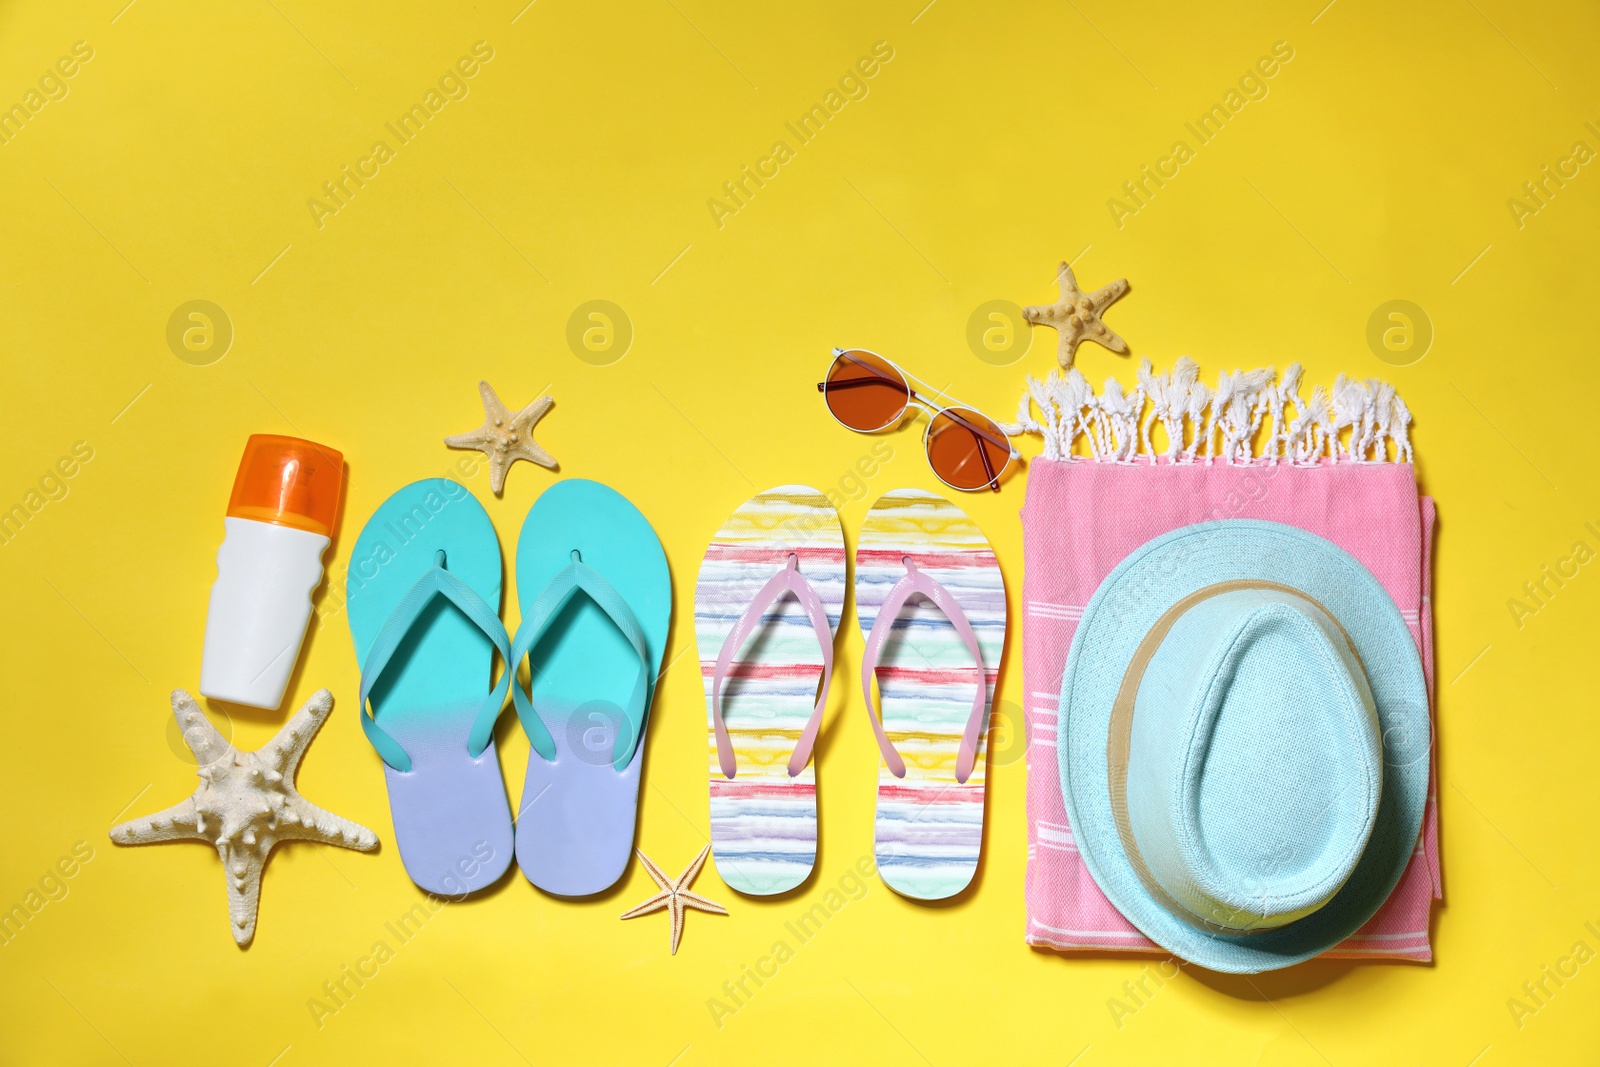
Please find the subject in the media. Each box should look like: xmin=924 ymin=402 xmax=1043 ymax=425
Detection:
xmin=226 ymin=434 xmax=344 ymax=536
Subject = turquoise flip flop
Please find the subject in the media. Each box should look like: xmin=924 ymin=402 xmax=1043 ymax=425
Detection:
xmin=347 ymin=478 xmax=515 ymax=895
xmin=510 ymin=479 xmax=671 ymax=896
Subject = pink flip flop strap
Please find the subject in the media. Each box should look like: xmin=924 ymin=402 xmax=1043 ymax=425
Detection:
xmin=860 ymin=557 xmax=987 ymax=784
xmin=711 ymin=553 xmax=836 ymax=779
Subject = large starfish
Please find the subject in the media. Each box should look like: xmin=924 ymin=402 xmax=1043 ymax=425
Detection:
xmin=444 ymin=380 xmax=558 ymax=494
xmin=1022 ymin=261 xmax=1131 ymax=368
xmin=620 ymin=846 xmax=728 ymax=955
xmin=110 ymin=689 xmax=378 ymax=946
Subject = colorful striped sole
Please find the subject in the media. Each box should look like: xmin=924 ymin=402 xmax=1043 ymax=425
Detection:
xmin=696 ymin=486 xmax=845 ymax=896
xmin=857 ymin=489 xmax=1006 ymax=900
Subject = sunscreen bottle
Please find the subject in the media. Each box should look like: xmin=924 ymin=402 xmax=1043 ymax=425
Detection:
xmin=200 ymin=435 xmax=343 ymax=709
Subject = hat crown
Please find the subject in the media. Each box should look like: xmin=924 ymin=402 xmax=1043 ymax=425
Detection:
xmin=1125 ymin=588 xmax=1382 ymax=933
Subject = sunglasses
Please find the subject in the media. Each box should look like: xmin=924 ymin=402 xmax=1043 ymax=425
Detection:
xmin=817 ymin=348 xmax=1019 ymax=492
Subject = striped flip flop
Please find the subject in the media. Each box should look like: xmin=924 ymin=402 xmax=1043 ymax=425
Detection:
xmin=695 ymin=486 xmax=846 ymax=896
xmin=856 ymin=489 xmax=1006 ymax=900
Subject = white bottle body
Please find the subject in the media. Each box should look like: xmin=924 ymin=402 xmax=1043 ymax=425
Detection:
xmin=199 ymin=516 xmax=330 ymax=709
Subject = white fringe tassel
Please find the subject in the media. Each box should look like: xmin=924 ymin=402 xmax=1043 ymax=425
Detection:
xmin=1001 ymin=357 xmax=1413 ymax=466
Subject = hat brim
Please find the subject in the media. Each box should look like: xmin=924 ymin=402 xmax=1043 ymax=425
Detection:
xmin=1059 ymin=520 xmax=1430 ymax=973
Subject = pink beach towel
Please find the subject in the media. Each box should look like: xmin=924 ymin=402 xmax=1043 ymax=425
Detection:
xmin=1020 ymin=458 xmax=1439 ymax=961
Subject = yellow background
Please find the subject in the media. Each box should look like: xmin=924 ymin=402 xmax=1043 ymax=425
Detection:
xmin=2 ymin=0 xmax=1597 ymax=1063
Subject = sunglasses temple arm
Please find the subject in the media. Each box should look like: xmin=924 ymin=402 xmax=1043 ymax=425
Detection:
xmin=838 ymin=352 xmax=913 ymax=388
xmin=942 ymin=407 xmax=1013 ymax=456
xmin=817 ymin=378 xmax=909 ymax=395
xmin=937 ymin=407 xmax=1006 ymax=491
xmin=973 ymin=427 xmax=1001 ymax=492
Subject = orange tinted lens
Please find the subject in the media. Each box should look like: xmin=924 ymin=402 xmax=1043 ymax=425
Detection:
xmin=926 ymin=407 xmax=1011 ymax=491
xmin=824 ymin=350 xmax=909 ymax=431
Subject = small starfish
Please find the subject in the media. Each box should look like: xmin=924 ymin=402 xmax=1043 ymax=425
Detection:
xmin=1022 ymin=261 xmax=1131 ymax=368
xmin=620 ymin=846 xmax=728 ymax=954
xmin=110 ymin=689 xmax=378 ymax=946
xmin=444 ymin=380 xmax=558 ymax=494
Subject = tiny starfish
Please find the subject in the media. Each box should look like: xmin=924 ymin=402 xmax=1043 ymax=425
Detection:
xmin=1022 ymin=261 xmax=1131 ymax=368
xmin=620 ymin=846 xmax=728 ymax=955
xmin=110 ymin=689 xmax=378 ymax=946
xmin=444 ymin=380 xmax=558 ymax=494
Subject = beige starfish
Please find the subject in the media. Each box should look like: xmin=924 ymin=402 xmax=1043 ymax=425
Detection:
xmin=444 ymin=380 xmax=558 ymax=494
xmin=110 ymin=689 xmax=378 ymax=946
xmin=1022 ymin=261 xmax=1131 ymax=368
xmin=620 ymin=846 xmax=728 ymax=954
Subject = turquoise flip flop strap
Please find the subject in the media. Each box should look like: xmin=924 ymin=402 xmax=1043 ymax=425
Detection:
xmin=359 ymin=563 xmax=512 ymax=773
xmin=510 ymin=555 xmax=652 ymax=771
